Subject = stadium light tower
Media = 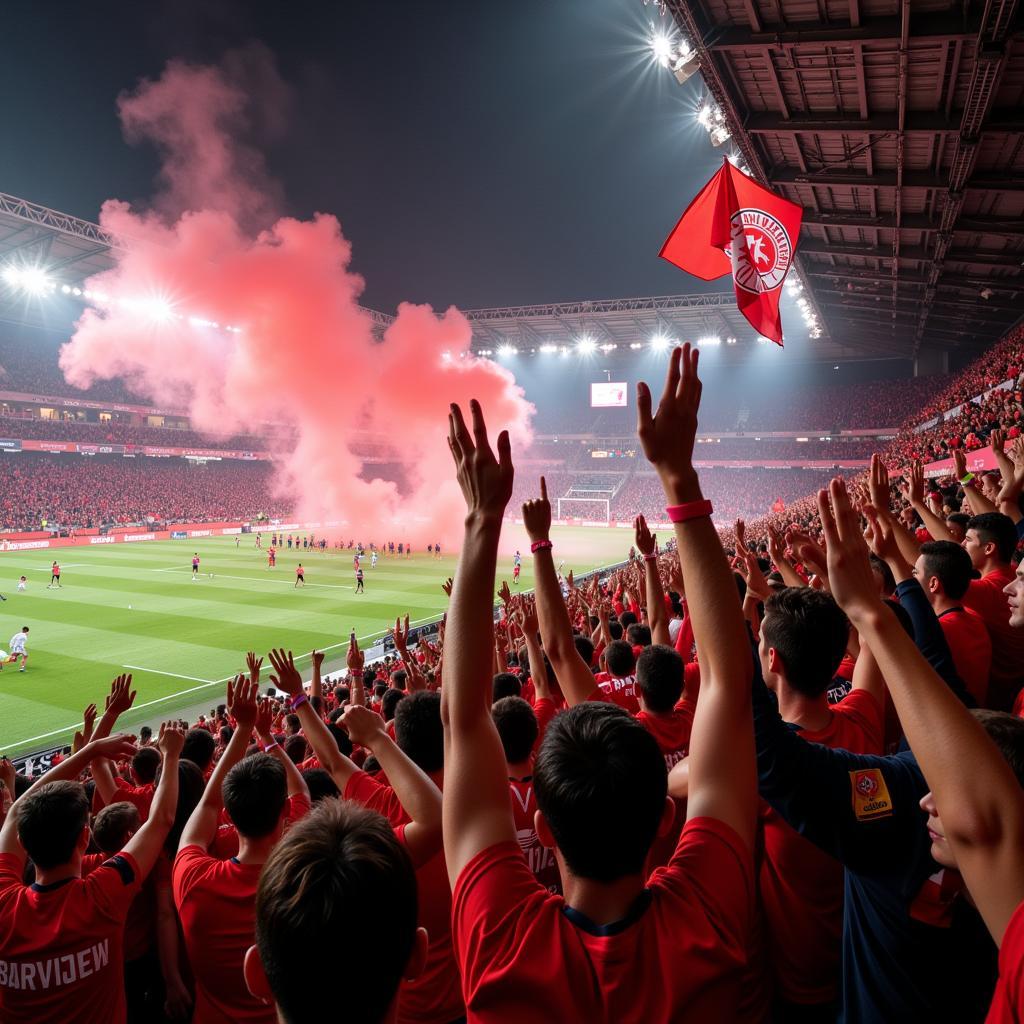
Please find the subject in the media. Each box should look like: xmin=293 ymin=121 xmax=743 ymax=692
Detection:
xmin=576 ymin=336 xmax=596 ymax=355
xmin=650 ymin=334 xmax=670 ymax=352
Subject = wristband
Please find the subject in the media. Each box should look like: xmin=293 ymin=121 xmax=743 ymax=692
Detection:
xmin=643 ymin=552 xmax=658 ymax=562
xmin=262 ymin=741 xmax=280 ymax=753
xmin=665 ymin=499 xmax=713 ymax=523
xmin=959 ymin=473 xmax=974 ymax=485
xmin=530 ymin=539 xmax=553 ymax=553
xmin=288 ymin=693 xmax=309 ymax=711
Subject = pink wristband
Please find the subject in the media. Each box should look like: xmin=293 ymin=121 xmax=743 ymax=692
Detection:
xmin=665 ymin=499 xmax=713 ymax=523
xmin=288 ymin=693 xmax=309 ymax=711
xmin=530 ymin=539 xmax=553 ymax=553
xmin=263 ymin=741 xmax=280 ymax=753
xmin=644 ymin=552 xmax=658 ymax=562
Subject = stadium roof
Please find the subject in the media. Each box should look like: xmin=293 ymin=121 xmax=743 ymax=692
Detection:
xmin=661 ymin=0 xmax=1024 ymax=360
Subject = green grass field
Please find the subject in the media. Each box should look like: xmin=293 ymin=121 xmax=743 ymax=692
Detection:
xmin=0 ymin=524 xmax=630 ymax=757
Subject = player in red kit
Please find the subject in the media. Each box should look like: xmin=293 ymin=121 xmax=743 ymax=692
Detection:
xmin=294 ymin=564 xmax=304 ymax=588
xmin=267 ymin=546 xmax=276 ymax=569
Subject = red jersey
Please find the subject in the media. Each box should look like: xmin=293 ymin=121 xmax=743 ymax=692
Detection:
xmin=209 ymin=794 xmax=310 ymax=860
xmin=0 ymin=852 xmax=142 ymax=1024
xmin=295 ymin=566 xmax=304 ymax=576
xmin=986 ymin=895 xmax=1024 ymax=1022
xmin=81 ymin=852 xmax=160 ymax=963
xmin=508 ymin=777 xmax=560 ymax=893
xmin=937 ymin=606 xmax=993 ymax=707
xmin=345 ymin=772 xmax=464 ymax=1024
xmin=172 ymin=846 xmax=275 ymax=1024
xmin=452 ymin=817 xmax=752 ymax=1023
xmin=593 ymin=673 xmax=640 ymax=714
xmin=759 ymin=689 xmax=884 ymax=1005
xmin=964 ymin=568 xmax=1024 ymax=709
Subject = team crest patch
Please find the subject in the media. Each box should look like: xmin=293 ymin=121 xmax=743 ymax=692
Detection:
xmin=724 ymin=208 xmax=793 ymax=294
xmin=850 ymin=768 xmax=893 ymax=822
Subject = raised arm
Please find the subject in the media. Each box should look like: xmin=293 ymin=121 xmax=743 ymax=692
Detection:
xmin=767 ymin=524 xmax=806 ymax=589
xmin=179 ymin=676 xmax=258 ymax=851
xmin=267 ymin=647 xmax=361 ymax=791
xmin=342 ymin=704 xmax=442 ymax=865
xmin=92 ymin=674 xmax=137 ymax=741
xmin=523 ymin=477 xmax=601 ymax=707
xmin=123 ymin=723 xmax=184 ymax=875
xmin=637 ymin=344 xmax=756 ymax=849
xmin=823 ymin=478 xmax=1024 ymax=944
xmin=636 ymin=514 xmax=670 ymax=646
xmin=441 ymin=400 xmax=517 ymax=886
xmin=996 ymin=437 xmax=1024 ymax=524
xmin=902 ymin=460 xmax=955 ymax=543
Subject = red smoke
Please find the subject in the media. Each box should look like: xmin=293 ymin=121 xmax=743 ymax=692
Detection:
xmin=59 ymin=50 xmax=533 ymax=544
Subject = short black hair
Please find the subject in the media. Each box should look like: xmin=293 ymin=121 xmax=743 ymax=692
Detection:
xmin=284 ymin=714 xmax=301 ymax=734
xmin=284 ymin=735 xmax=308 ymax=765
xmin=573 ymin=635 xmax=595 ymax=668
xmin=391 ymin=670 xmax=408 ymax=692
xmin=394 ymin=691 xmax=444 ymax=774
xmin=181 ymin=728 xmax=216 ymax=772
xmin=334 ymin=686 xmax=349 ymax=704
xmin=256 ymin=800 xmax=417 ymax=1024
xmin=947 ymin=512 xmax=971 ymax=531
xmin=492 ymin=672 xmax=522 ymax=701
xmin=301 ymin=768 xmax=340 ymax=803
xmin=626 ymin=624 xmax=651 ymax=648
xmin=608 ymin=620 xmax=624 ymax=641
xmin=967 ymin=512 xmax=1018 ymax=563
xmin=162 ymin=759 xmax=206 ymax=855
xmin=534 ymin=703 xmax=666 ymax=882
xmin=619 ymin=611 xmax=638 ymax=630
xmin=131 ymin=746 xmax=161 ymax=784
xmin=381 ymin=688 xmax=406 ymax=722
xmin=17 ymin=781 xmax=89 ymax=869
xmin=604 ymin=639 xmax=635 ymax=679
xmin=492 ymin=696 xmax=538 ymax=764
xmin=869 ymin=554 xmax=896 ymax=597
xmin=920 ymin=541 xmax=976 ymax=600
xmin=636 ymin=644 xmax=684 ymax=713
xmin=92 ymin=801 xmax=140 ymax=853
xmin=975 ymin=710 xmax=1024 ymax=789
xmin=223 ymin=753 xmax=288 ymax=839
xmin=762 ymin=588 xmax=850 ymax=698
xmin=325 ymin=723 xmax=353 ymax=758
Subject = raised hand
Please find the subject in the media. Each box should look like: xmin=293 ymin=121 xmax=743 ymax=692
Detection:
xmin=953 ymin=448 xmax=968 ymax=482
xmin=0 ymin=756 xmax=15 ymax=794
xmin=862 ymin=504 xmax=901 ymax=564
xmin=90 ymin=734 xmax=139 ymax=762
xmin=497 ymin=581 xmax=512 ymax=607
xmin=340 ymin=704 xmax=388 ymax=748
xmin=741 ymin=550 xmax=771 ymax=601
xmin=522 ymin=477 xmax=552 ymax=544
xmin=246 ymin=651 xmax=263 ymax=685
xmin=447 ymin=400 xmax=514 ymax=521
xmin=868 ymin=454 xmax=891 ymax=514
xmin=105 ymin=674 xmax=137 ymax=718
xmin=818 ymin=479 xmax=882 ymax=619
xmin=346 ymin=632 xmax=365 ymax=675
xmin=255 ymin=697 xmax=275 ymax=738
xmin=311 ymin=649 xmax=325 ymax=670
xmin=991 ymin=429 xmax=1006 ymax=456
xmin=267 ymin=649 xmax=303 ymax=697
xmin=157 ymin=721 xmax=186 ymax=757
xmin=515 ymin=594 xmax=539 ymax=636
xmin=227 ymin=674 xmax=259 ymax=732
xmin=637 ymin=343 xmax=702 ymax=500
xmin=81 ymin=703 xmax=98 ymax=745
xmin=900 ymin=459 xmax=925 ymax=506
xmin=734 ymin=518 xmax=746 ymax=552
xmin=441 ymin=577 xmax=454 ymax=597
xmin=634 ymin=514 xmax=657 ymax=557
xmin=766 ymin=524 xmax=787 ymax=566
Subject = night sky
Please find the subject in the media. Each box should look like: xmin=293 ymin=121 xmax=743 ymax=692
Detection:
xmin=0 ymin=0 xmax=725 ymax=314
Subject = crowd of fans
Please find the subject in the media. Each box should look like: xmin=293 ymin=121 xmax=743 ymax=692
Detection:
xmin=0 ymin=454 xmax=286 ymax=531
xmin=3 ymin=345 xmax=1023 ymax=1024
xmin=0 ymin=415 xmax=267 ymax=451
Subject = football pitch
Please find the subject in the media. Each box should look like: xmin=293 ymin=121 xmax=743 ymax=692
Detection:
xmin=0 ymin=524 xmax=631 ymax=758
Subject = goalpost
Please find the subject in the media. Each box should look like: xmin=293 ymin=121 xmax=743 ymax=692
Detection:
xmin=556 ymin=496 xmax=611 ymax=525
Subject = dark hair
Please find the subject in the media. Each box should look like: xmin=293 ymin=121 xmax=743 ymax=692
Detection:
xmin=373 ymin=683 xmax=387 ymax=699
xmin=181 ymin=728 xmax=216 ymax=772
xmin=492 ymin=672 xmax=522 ymax=701
xmin=636 ymin=644 xmax=684 ymax=713
xmin=219 ymin=726 xmax=234 ymax=746
xmin=334 ymin=686 xmax=349 ymax=704
xmin=131 ymin=746 xmax=161 ymax=784
xmin=256 ymin=800 xmax=417 ymax=1024
xmin=394 ymin=691 xmax=444 ymax=774
xmin=284 ymin=714 xmax=301 ymax=735
xmin=608 ymin=620 xmax=624 ymax=641
xmin=139 ymin=725 xmax=153 ymax=742
xmin=619 ymin=611 xmax=638 ymax=630
xmin=223 ymin=753 xmax=288 ymax=839
xmin=492 ymin=696 xmax=538 ymax=764
xmin=391 ymin=670 xmax=408 ymax=692
xmin=919 ymin=541 xmax=976 ymax=600
xmin=17 ymin=781 xmax=89 ymax=869
xmin=974 ymin=710 xmax=1024 ymax=788
xmin=573 ymin=635 xmax=595 ymax=668
xmin=534 ymin=703 xmax=666 ymax=882
xmin=947 ymin=512 xmax=971 ymax=531
xmin=626 ymin=624 xmax=651 ymax=648
xmin=381 ymin=688 xmax=406 ymax=723
xmin=326 ymin=723 xmax=353 ymax=758
xmin=762 ymin=588 xmax=850 ymax=698
xmin=869 ymin=554 xmax=896 ymax=597
xmin=301 ymin=768 xmax=340 ymax=803
xmin=92 ymin=801 xmax=140 ymax=853
xmin=162 ymin=759 xmax=206 ymax=855
xmin=284 ymin=735 xmax=308 ymax=765
xmin=604 ymin=639 xmax=636 ymax=679
xmin=967 ymin=512 xmax=1018 ymax=563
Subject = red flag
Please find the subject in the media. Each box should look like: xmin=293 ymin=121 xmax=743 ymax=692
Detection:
xmin=660 ymin=159 xmax=803 ymax=345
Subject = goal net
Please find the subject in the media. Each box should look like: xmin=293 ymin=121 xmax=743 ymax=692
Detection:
xmin=556 ymin=496 xmax=611 ymax=524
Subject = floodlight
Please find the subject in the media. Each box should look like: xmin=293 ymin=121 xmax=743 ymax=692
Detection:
xmin=576 ymin=337 xmax=596 ymax=355
xmin=539 ymin=344 xmax=558 ymax=354
xmin=697 ymin=335 xmax=721 ymax=347
xmin=650 ymin=33 xmax=673 ymax=66
xmin=650 ymin=334 xmax=670 ymax=351
xmin=497 ymin=344 xmax=516 ymax=357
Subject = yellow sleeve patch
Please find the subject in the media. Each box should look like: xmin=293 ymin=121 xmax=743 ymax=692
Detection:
xmin=850 ymin=768 xmax=894 ymax=822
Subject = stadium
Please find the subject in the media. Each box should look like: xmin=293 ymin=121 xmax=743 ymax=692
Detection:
xmin=0 ymin=1 xmax=1023 ymax=1022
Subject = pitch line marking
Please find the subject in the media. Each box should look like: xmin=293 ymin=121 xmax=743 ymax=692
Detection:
xmin=149 ymin=567 xmax=352 ymax=589
xmin=3 ymin=614 xmax=439 ymax=752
